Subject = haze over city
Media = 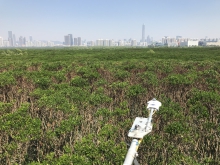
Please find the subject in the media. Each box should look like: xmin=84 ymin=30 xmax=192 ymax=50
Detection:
xmin=1 ymin=0 xmax=220 ymax=42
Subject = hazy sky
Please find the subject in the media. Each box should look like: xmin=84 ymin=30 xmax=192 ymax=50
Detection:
xmin=1 ymin=0 xmax=220 ymax=41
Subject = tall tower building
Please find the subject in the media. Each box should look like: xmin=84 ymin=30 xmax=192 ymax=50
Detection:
xmin=74 ymin=38 xmax=78 ymax=46
xmin=29 ymin=36 xmax=33 ymax=42
xmin=109 ymin=40 xmax=113 ymax=46
xmin=23 ymin=37 xmax=26 ymax=46
xmin=96 ymin=39 xmax=101 ymax=46
xmin=131 ymin=39 xmax=137 ymax=46
xmin=64 ymin=35 xmax=70 ymax=46
xmin=8 ymin=31 xmax=13 ymax=46
xmin=142 ymin=24 xmax=145 ymax=42
xmin=0 ymin=36 xmax=3 ymax=47
xmin=103 ymin=39 xmax=109 ymax=46
xmin=13 ymin=34 xmax=16 ymax=46
xmin=19 ymin=36 xmax=23 ymax=46
xmin=68 ymin=34 xmax=73 ymax=46
xmin=77 ymin=37 xmax=81 ymax=46
xmin=147 ymin=35 xmax=151 ymax=44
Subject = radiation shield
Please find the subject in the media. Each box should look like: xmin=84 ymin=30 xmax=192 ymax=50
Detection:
xmin=147 ymin=98 xmax=162 ymax=111
xmin=128 ymin=117 xmax=152 ymax=139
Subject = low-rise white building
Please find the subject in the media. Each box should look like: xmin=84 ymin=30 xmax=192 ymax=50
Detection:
xmin=3 ymin=40 xmax=10 ymax=47
xmin=139 ymin=42 xmax=147 ymax=46
xmin=204 ymin=41 xmax=220 ymax=46
xmin=165 ymin=42 xmax=178 ymax=47
xmin=180 ymin=41 xmax=198 ymax=47
xmin=131 ymin=40 xmax=137 ymax=46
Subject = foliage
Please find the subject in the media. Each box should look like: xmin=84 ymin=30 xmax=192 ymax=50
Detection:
xmin=0 ymin=47 xmax=220 ymax=164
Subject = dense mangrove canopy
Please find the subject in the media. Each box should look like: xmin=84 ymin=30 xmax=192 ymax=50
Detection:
xmin=0 ymin=47 xmax=220 ymax=164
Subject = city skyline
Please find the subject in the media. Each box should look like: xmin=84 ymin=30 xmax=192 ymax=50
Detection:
xmin=1 ymin=0 xmax=220 ymax=41
xmin=1 ymin=28 xmax=220 ymax=48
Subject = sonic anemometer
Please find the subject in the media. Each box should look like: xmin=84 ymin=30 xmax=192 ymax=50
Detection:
xmin=123 ymin=98 xmax=162 ymax=165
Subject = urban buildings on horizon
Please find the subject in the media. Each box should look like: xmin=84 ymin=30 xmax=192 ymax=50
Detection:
xmin=0 ymin=31 xmax=56 ymax=48
xmin=1 ymin=26 xmax=220 ymax=48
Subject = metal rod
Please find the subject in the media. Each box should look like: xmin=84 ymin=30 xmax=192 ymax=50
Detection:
xmin=123 ymin=139 xmax=140 ymax=165
xmin=146 ymin=108 xmax=154 ymax=129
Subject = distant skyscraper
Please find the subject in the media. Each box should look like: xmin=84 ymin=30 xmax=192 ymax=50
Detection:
xmin=64 ymin=35 xmax=71 ymax=46
xmin=109 ymin=40 xmax=113 ymax=46
xmin=96 ymin=39 xmax=104 ymax=46
xmin=13 ymin=34 xmax=16 ymax=46
xmin=74 ymin=38 xmax=78 ymax=46
xmin=18 ymin=36 xmax=26 ymax=47
xmin=176 ymin=36 xmax=182 ymax=40
xmin=77 ymin=37 xmax=81 ymax=46
xmin=96 ymin=39 xmax=101 ymax=46
xmin=23 ymin=37 xmax=26 ymax=45
xmin=19 ymin=36 xmax=23 ymax=46
xmin=8 ymin=31 xmax=13 ymax=46
xmin=68 ymin=34 xmax=73 ymax=46
xmin=103 ymin=39 xmax=109 ymax=46
xmin=147 ymin=35 xmax=151 ymax=44
xmin=118 ymin=40 xmax=123 ymax=46
xmin=142 ymin=24 xmax=145 ymax=42
xmin=162 ymin=36 xmax=176 ymax=45
xmin=0 ymin=36 xmax=3 ymax=47
xmin=131 ymin=39 xmax=137 ymax=46
xmin=30 ymin=36 xmax=33 ymax=42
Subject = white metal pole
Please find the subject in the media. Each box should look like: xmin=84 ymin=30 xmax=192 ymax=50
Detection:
xmin=146 ymin=108 xmax=154 ymax=128
xmin=123 ymin=139 xmax=139 ymax=165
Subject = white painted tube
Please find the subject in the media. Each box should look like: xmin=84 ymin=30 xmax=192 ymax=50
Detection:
xmin=147 ymin=108 xmax=154 ymax=128
xmin=123 ymin=139 xmax=139 ymax=165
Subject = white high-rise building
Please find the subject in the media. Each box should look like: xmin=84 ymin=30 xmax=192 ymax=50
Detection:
xmin=74 ymin=38 xmax=78 ymax=46
xmin=103 ymin=39 xmax=109 ymax=46
xmin=13 ymin=34 xmax=16 ymax=46
xmin=147 ymin=35 xmax=151 ymax=44
xmin=96 ymin=39 xmax=100 ymax=46
xmin=29 ymin=36 xmax=33 ymax=42
xmin=131 ymin=39 xmax=137 ymax=46
xmin=8 ymin=31 xmax=13 ymax=46
xmin=96 ymin=39 xmax=104 ymax=46
xmin=64 ymin=35 xmax=71 ymax=46
xmin=142 ymin=24 xmax=145 ymax=42
xmin=0 ymin=37 xmax=3 ymax=47
xmin=68 ymin=34 xmax=73 ymax=46
xmin=36 ymin=41 xmax=42 ymax=47
xmin=109 ymin=40 xmax=113 ymax=46
xmin=162 ymin=36 xmax=176 ymax=44
xmin=47 ymin=41 xmax=54 ymax=47
xmin=87 ymin=41 xmax=94 ymax=46
xmin=77 ymin=37 xmax=81 ymax=46
xmin=91 ymin=41 xmax=95 ymax=46
xmin=118 ymin=40 xmax=124 ymax=46
xmin=19 ymin=36 xmax=23 ymax=46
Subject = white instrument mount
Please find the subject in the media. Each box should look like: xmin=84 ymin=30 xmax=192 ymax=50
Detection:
xmin=123 ymin=98 xmax=162 ymax=165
